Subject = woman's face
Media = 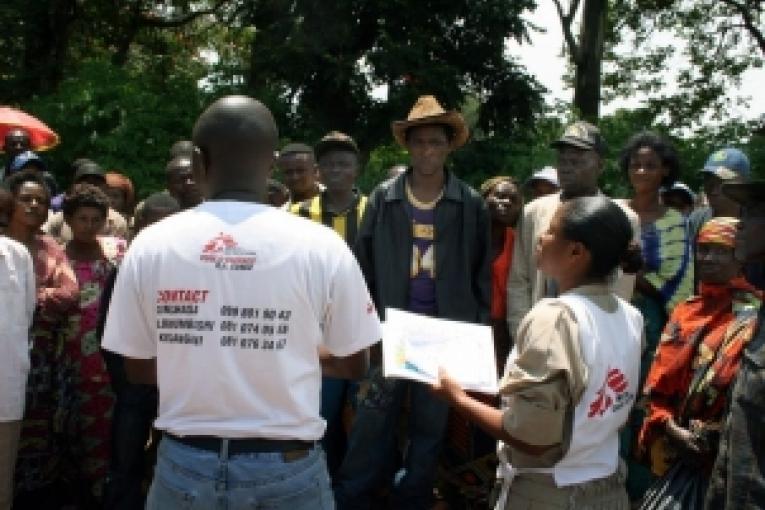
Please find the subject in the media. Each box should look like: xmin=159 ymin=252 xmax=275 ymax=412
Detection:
xmin=536 ymin=205 xmax=574 ymax=279
xmin=11 ymin=181 xmax=49 ymax=231
xmin=697 ymin=242 xmax=741 ymax=284
xmin=487 ymin=181 xmax=522 ymax=226
xmin=628 ymin=146 xmax=668 ymax=195
xmin=66 ymin=206 xmax=106 ymax=243
xmin=105 ymin=186 xmax=126 ymax=213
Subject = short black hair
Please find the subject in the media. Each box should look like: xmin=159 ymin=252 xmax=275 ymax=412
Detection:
xmin=4 ymin=170 xmax=51 ymax=201
xmin=619 ymin=132 xmax=680 ymax=188
xmin=62 ymin=183 xmax=110 ymax=218
xmin=560 ymin=196 xmax=638 ymax=279
xmin=404 ymin=123 xmax=454 ymax=143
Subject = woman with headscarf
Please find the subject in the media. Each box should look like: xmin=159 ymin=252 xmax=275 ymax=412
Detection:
xmin=638 ymin=217 xmax=761 ymax=509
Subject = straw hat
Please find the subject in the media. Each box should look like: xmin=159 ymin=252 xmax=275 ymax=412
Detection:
xmin=391 ymin=95 xmax=469 ymax=149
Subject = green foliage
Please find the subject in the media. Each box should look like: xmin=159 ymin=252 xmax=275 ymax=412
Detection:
xmin=22 ymin=57 xmax=205 ymax=196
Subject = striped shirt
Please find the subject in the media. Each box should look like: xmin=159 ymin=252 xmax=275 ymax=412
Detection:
xmin=289 ymin=191 xmax=368 ymax=247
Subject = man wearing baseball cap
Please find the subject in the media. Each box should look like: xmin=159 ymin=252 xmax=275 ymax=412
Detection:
xmin=507 ymin=121 xmax=640 ymax=336
xmin=688 ymin=148 xmax=751 ymax=243
xmin=687 ymin=148 xmax=752 ymax=293
xmin=705 ymin=179 xmax=765 ymax=509
xmin=288 ymin=130 xmax=368 ymax=477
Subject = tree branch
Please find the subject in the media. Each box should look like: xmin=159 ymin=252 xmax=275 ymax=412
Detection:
xmin=719 ymin=0 xmax=765 ymax=55
xmin=139 ymin=0 xmax=232 ymax=28
xmin=552 ymin=0 xmax=581 ymax=61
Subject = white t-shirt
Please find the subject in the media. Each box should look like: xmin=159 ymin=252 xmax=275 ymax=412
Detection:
xmin=102 ymin=201 xmax=382 ymax=440
xmin=0 ymin=236 xmax=35 ymax=422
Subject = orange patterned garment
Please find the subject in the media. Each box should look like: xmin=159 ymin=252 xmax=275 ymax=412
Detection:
xmin=638 ymin=277 xmax=762 ymax=476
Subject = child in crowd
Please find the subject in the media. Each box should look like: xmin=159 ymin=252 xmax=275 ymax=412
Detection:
xmin=433 ymin=195 xmax=643 ymax=509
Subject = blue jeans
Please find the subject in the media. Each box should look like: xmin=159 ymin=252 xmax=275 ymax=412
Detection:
xmin=334 ymin=367 xmax=450 ymax=510
xmin=147 ymin=436 xmax=334 ymax=510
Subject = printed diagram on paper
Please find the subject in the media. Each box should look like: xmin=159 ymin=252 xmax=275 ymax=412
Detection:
xmin=382 ymin=308 xmax=498 ymax=394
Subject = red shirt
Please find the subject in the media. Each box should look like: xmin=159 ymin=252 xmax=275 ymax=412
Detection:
xmin=491 ymin=228 xmax=515 ymax=321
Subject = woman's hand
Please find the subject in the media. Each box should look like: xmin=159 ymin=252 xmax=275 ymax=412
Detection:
xmin=430 ymin=367 xmax=466 ymax=405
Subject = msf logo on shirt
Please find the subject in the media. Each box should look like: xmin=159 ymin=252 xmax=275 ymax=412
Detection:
xmin=588 ymin=367 xmax=633 ymax=418
xmin=200 ymin=233 xmax=257 ymax=271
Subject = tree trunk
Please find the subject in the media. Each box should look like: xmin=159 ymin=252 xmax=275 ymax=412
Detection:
xmin=573 ymin=0 xmax=607 ymax=122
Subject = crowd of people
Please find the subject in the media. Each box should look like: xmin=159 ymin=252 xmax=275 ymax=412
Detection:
xmin=0 ymin=93 xmax=763 ymax=510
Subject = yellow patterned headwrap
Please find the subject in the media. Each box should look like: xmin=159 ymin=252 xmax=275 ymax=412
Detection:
xmin=697 ymin=217 xmax=739 ymax=248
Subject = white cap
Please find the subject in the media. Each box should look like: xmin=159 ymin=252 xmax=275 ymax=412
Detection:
xmin=525 ymin=166 xmax=559 ymax=187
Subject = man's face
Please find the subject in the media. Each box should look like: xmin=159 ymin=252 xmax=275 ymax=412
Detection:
xmin=4 ymin=129 xmax=30 ymax=159
xmin=278 ymin=153 xmax=318 ymax=198
xmin=555 ymin=146 xmax=602 ymax=196
xmin=703 ymin=173 xmax=741 ymax=217
xmin=317 ymin=150 xmax=358 ymax=194
xmin=735 ymin=202 xmax=765 ymax=264
xmin=405 ymin=125 xmax=452 ymax=177
xmin=167 ymin=160 xmax=203 ymax=209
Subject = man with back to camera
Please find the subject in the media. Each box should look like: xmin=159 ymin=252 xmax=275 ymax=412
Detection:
xmin=101 ymin=95 xmax=382 ymax=509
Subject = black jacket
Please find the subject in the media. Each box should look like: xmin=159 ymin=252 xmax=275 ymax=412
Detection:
xmin=354 ymin=169 xmax=491 ymax=324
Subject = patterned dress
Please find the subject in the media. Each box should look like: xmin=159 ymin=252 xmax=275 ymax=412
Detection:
xmin=639 ymin=278 xmax=762 ymax=476
xmin=15 ymin=234 xmax=79 ymax=494
xmin=61 ymin=237 xmax=126 ymax=500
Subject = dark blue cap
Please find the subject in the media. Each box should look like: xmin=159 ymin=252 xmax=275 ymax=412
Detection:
xmin=9 ymin=150 xmax=47 ymax=175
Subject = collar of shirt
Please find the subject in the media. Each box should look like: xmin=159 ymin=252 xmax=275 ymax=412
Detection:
xmin=566 ymin=283 xmax=618 ymax=313
xmin=384 ymin=168 xmax=463 ymax=203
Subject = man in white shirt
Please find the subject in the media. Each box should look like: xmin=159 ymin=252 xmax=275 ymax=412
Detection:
xmin=102 ymin=96 xmax=382 ymax=509
xmin=0 ymin=186 xmax=36 ymax=510
xmin=507 ymin=121 xmax=640 ymax=337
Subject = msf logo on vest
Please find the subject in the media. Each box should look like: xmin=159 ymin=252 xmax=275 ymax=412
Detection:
xmin=200 ymin=233 xmax=257 ymax=271
xmin=588 ymin=367 xmax=633 ymax=418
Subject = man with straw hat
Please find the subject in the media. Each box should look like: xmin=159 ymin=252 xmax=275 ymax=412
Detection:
xmin=335 ymin=95 xmax=491 ymax=509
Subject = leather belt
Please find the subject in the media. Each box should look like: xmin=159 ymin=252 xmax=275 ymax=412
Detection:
xmin=167 ymin=433 xmax=314 ymax=461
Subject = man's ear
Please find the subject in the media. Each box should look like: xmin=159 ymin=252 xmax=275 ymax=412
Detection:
xmin=192 ymin=146 xmax=208 ymax=195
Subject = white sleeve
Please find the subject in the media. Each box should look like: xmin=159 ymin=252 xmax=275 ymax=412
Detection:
xmin=321 ymin=242 xmax=382 ymax=357
xmin=23 ymin=248 xmax=35 ymax=327
xmin=102 ymin=246 xmax=156 ymax=359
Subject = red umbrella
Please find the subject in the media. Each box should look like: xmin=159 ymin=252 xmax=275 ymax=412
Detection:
xmin=0 ymin=106 xmax=60 ymax=152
